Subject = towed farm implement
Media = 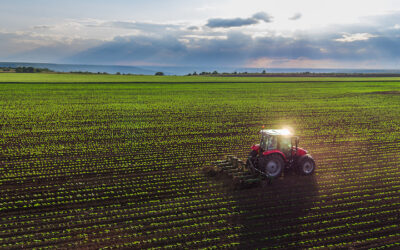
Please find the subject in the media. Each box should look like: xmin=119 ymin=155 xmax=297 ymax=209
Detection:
xmin=204 ymin=129 xmax=316 ymax=189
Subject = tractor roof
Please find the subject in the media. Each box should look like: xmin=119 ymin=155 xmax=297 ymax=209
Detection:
xmin=260 ymin=129 xmax=293 ymax=136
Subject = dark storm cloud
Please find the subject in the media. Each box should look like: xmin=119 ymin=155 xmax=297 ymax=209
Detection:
xmin=65 ymin=32 xmax=252 ymax=65
xmin=363 ymin=36 xmax=400 ymax=58
xmin=206 ymin=12 xmax=272 ymax=28
xmin=63 ymin=25 xmax=400 ymax=67
xmin=65 ymin=35 xmax=187 ymax=64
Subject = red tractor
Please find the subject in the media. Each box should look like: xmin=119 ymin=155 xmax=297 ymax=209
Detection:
xmin=246 ymin=129 xmax=315 ymax=178
xmin=205 ymin=129 xmax=316 ymax=188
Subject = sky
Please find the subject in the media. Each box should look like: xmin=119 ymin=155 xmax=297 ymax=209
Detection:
xmin=1 ymin=0 xmax=400 ymax=69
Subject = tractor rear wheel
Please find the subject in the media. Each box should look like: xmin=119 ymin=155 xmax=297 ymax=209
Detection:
xmin=297 ymin=155 xmax=315 ymax=175
xmin=261 ymin=154 xmax=284 ymax=178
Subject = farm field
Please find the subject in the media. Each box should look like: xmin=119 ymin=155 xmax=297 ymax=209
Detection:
xmin=2 ymin=72 xmax=400 ymax=83
xmin=1 ymin=74 xmax=400 ymax=248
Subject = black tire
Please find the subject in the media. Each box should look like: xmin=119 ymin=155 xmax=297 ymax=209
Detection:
xmin=297 ymin=154 xmax=316 ymax=175
xmin=260 ymin=154 xmax=284 ymax=178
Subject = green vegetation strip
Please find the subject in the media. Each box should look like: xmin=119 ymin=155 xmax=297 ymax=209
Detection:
xmin=2 ymin=72 xmax=400 ymax=83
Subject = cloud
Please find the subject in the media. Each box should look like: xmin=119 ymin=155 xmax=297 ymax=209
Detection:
xmin=360 ymin=11 xmax=400 ymax=28
xmin=247 ymin=57 xmax=343 ymax=68
xmin=252 ymin=12 xmax=273 ymax=22
xmin=65 ymin=35 xmax=187 ymax=65
xmin=187 ymin=26 xmax=199 ymax=31
xmin=206 ymin=17 xmax=258 ymax=28
xmin=4 ymin=12 xmax=400 ymax=69
xmin=391 ymin=24 xmax=400 ymax=30
xmin=289 ymin=13 xmax=302 ymax=20
xmin=0 ymin=30 xmax=103 ymax=62
xmin=64 ymin=32 xmax=254 ymax=66
xmin=33 ymin=25 xmax=52 ymax=30
xmin=76 ymin=20 xmax=181 ymax=35
xmin=335 ymin=33 xmax=378 ymax=42
xmin=206 ymin=12 xmax=272 ymax=28
xmin=90 ymin=23 xmax=400 ymax=67
xmin=0 ymin=32 xmax=30 ymax=57
xmin=109 ymin=21 xmax=179 ymax=31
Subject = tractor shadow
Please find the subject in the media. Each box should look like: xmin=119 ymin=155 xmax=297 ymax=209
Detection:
xmin=228 ymin=168 xmax=318 ymax=248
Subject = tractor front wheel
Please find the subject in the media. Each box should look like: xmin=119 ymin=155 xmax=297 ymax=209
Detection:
xmin=297 ymin=155 xmax=316 ymax=175
xmin=260 ymin=154 xmax=284 ymax=178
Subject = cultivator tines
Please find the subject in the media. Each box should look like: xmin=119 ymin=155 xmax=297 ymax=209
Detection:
xmin=204 ymin=155 xmax=262 ymax=189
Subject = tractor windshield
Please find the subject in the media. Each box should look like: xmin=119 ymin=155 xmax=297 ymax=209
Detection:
xmin=260 ymin=134 xmax=277 ymax=150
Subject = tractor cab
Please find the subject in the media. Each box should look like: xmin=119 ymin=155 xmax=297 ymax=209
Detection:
xmin=259 ymin=129 xmax=299 ymax=158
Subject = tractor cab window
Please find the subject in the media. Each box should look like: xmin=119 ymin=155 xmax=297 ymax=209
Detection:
xmin=261 ymin=134 xmax=277 ymax=150
xmin=260 ymin=134 xmax=267 ymax=150
xmin=260 ymin=133 xmax=278 ymax=151
xmin=280 ymin=137 xmax=292 ymax=150
xmin=267 ymin=136 xmax=277 ymax=150
xmin=279 ymin=137 xmax=292 ymax=157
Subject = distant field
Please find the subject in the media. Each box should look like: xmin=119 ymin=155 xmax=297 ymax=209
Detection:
xmin=1 ymin=74 xmax=400 ymax=248
xmin=2 ymin=72 xmax=400 ymax=83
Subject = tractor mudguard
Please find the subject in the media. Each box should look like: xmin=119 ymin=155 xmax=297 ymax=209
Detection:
xmin=298 ymin=154 xmax=315 ymax=162
xmin=251 ymin=144 xmax=260 ymax=151
xmin=296 ymin=147 xmax=308 ymax=157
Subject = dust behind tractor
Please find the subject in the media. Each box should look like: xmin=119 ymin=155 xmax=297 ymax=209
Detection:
xmin=204 ymin=128 xmax=316 ymax=189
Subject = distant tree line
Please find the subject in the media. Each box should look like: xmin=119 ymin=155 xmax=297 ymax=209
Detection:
xmin=0 ymin=67 xmax=12 ymax=72
xmin=16 ymin=67 xmax=53 ymax=73
xmin=186 ymin=70 xmax=268 ymax=76
xmin=70 ymin=71 xmax=111 ymax=74
xmin=0 ymin=66 xmax=53 ymax=73
xmin=185 ymin=70 xmax=400 ymax=77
